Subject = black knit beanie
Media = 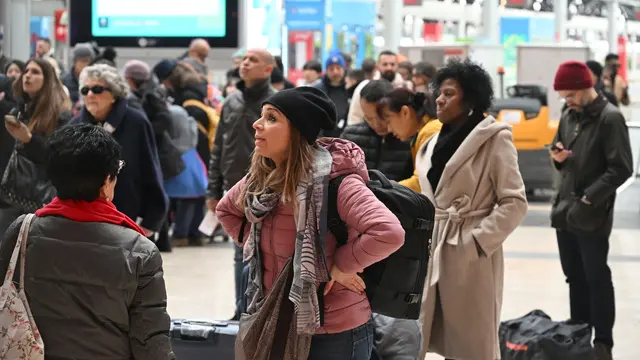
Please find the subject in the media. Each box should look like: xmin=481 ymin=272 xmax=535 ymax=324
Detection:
xmin=263 ymin=87 xmax=337 ymax=144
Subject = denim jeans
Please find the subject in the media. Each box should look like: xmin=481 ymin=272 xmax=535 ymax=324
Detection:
xmin=307 ymin=319 xmax=375 ymax=360
xmin=172 ymin=198 xmax=205 ymax=239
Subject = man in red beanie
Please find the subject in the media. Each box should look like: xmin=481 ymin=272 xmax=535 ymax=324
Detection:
xmin=550 ymin=60 xmax=633 ymax=360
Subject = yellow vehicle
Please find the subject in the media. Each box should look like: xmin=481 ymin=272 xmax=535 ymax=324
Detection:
xmin=489 ymin=85 xmax=559 ymax=193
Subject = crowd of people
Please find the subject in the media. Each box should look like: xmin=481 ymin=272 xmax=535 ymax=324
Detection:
xmin=0 ymin=36 xmax=631 ymax=360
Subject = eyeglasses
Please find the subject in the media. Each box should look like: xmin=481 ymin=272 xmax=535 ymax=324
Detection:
xmin=81 ymin=85 xmax=110 ymax=96
xmin=117 ymin=160 xmax=126 ymax=175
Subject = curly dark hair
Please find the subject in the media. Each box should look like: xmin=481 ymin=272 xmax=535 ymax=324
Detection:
xmin=46 ymin=124 xmax=122 ymax=202
xmin=432 ymin=58 xmax=494 ymax=114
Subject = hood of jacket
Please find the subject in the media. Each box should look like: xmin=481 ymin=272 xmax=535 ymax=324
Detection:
xmin=173 ymin=81 xmax=208 ymax=105
xmin=317 ymin=137 xmax=369 ymax=182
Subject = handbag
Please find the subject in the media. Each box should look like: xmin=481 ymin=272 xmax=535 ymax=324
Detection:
xmin=235 ymin=257 xmax=312 ymax=360
xmin=0 ymin=147 xmax=56 ymax=213
xmin=0 ymin=214 xmax=45 ymax=359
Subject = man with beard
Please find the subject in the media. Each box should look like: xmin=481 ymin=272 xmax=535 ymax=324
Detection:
xmin=347 ymin=50 xmax=407 ymax=125
xmin=550 ymin=61 xmax=632 ymax=360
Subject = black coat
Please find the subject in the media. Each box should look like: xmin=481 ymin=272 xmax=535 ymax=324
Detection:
xmin=315 ymin=75 xmax=350 ymax=137
xmin=551 ymin=95 xmax=633 ymax=236
xmin=71 ymin=99 xmax=168 ymax=232
xmin=341 ymin=122 xmax=413 ymax=181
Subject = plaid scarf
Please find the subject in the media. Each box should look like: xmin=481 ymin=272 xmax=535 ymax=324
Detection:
xmin=243 ymin=145 xmax=333 ymax=335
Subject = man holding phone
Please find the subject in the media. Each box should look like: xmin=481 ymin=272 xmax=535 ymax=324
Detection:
xmin=550 ymin=61 xmax=633 ymax=360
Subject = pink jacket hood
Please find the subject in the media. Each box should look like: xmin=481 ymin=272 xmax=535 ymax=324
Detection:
xmin=318 ymin=138 xmax=370 ymax=182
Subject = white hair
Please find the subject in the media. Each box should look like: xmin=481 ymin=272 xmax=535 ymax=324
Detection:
xmin=79 ymin=63 xmax=129 ymax=99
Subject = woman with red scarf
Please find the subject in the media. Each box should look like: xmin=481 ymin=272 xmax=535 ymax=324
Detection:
xmin=0 ymin=124 xmax=175 ymax=359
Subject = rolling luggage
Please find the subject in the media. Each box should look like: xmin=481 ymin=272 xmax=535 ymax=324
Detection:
xmin=170 ymin=319 xmax=238 ymax=359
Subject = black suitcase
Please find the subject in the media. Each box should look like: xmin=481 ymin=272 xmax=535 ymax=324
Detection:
xmin=499 ymin=310 xmax=595 ymax=360
xmin=170 ymin=319 xmax=238 ymax=359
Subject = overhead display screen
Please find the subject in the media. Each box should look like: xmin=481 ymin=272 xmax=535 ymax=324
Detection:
xmin=91 ymin=0 xmax=227 ymax=38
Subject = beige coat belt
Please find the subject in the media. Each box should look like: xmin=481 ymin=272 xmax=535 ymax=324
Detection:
xmin=429 ymin=206 xmax=493 ymax=286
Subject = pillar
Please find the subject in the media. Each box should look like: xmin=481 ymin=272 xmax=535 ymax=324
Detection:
xmin=0 ymin=0 xmax=32 ymax=61
xmin=382 ymin=0 xmax=401 ymax=52
xmin=482 ymin=0 xmax=499 ymax=44
xmin=607 ymin=0 xmax=619 ymax=54
xmin=458 ymin=0 xmax=466 ymax=40
xmin=555 ymin=0 xmax=567 ymax=43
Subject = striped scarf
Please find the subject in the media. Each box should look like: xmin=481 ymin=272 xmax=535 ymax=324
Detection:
xmin=243 ymin=145 xmax=333 ymax=335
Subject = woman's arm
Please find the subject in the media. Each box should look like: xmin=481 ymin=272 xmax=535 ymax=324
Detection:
xmin=216 ymin=177 xmax=250 ymax=245
xmin=128 ymin=244 xmax=175 ymax=360
xmin=471 ymin=130 xmax=528 ymax=257
xmin=333 ymin=175 xmax=405 ymax=274
xmin=22 ymin=111 xmax=73 ymax=164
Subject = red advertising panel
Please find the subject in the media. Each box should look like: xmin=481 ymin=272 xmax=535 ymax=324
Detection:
xmin=54 ymin=9 xmax=68 ymax=42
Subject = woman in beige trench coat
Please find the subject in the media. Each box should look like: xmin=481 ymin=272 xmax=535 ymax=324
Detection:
xmin=414 ymin=59 xmax=527 ymax=360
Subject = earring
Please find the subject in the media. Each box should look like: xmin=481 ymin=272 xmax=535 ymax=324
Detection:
xmin=468 ymin=109 xmax=474 ymax=116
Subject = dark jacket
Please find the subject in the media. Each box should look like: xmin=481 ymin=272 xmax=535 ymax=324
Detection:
xmin=315 ymin=75 xmax=350 ymax=137
xmin=340 ymin=123 xmax=413 ymax=181
xmin=71 ymin=100 xmax=168 ymax=231
xmin=207 ymin=79 xmax=275 ymax=200
xmin=0 ymin=215 xmax=175 ymax=360
xmin=172 ymin=81 xmax=212 ymax=166
xmin=551 ymin=95 xmax=633 ymax=236
xmin=127 ymin=83 xmax=184 ymax=180
xmin=61 ymin=68 xmax=80 ymax=105
xmin=0 ymin=102 xmax=72 ymax=209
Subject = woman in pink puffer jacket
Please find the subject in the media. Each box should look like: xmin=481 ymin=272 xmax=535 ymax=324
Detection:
xmin=216 ymin=86 xmax=404 ymax=360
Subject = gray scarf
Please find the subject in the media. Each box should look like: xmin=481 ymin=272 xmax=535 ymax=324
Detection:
xmin=243 ymin=145 xmax=334 ymax=335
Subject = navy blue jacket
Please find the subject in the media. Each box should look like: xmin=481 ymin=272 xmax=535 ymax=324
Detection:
xmin=70 ymin=99 xmax=168 ymax=231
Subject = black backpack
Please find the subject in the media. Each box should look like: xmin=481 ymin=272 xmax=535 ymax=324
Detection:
xmin=325 ymin=169 xmax=435 ymax=320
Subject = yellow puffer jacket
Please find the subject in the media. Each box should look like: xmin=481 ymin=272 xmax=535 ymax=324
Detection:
xmin=399 ymin=117 xmax=442 ymax=192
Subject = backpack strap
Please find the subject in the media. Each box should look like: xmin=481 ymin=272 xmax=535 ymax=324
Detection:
xmin=183 ymin=99 xmax=219 ymax=151
xmin=319 ymin=173 xmax=350 ymax=326
xmin=327 ymin=174 xmax=349 ymax=247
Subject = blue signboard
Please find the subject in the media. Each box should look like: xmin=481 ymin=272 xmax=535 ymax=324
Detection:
xmin=285 ymin=0 xmax=326 ymax=31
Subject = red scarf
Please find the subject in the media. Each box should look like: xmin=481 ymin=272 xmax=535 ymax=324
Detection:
xmin=35 ymin=197 xmax=145 ymax=235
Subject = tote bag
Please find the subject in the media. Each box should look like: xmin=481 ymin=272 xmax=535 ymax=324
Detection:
xmin=0 ymin=214 xmax=45 ymax=359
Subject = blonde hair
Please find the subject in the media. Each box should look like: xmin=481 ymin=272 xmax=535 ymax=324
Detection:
xmin=237 ymin=127 xmax=316 ymax=210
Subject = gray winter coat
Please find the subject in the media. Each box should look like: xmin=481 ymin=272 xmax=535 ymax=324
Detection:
xmin=168 ymin=105 xmax=198 ymax=154
xmin=0 ymin=215 xmax=175 ymax=360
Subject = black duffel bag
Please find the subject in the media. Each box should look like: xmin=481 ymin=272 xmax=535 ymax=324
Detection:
xmin=499 ymin=310 xmax=595 ymax=360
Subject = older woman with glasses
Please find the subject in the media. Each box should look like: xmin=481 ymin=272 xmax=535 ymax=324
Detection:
xmin=0 ymin=124 xmax=174 ymax=359
xmin=70 ymin=64 xmax=168 ymax=237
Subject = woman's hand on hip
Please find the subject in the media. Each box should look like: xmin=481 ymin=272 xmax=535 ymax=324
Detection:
xmin=5 ymin=120 xmax=32 ymax=143
xmin=324 ymin=264 xmax=366 ymax=295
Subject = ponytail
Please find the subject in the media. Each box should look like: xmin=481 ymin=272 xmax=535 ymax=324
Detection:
xmin=377 ymin=87 xmax=436 ymax=122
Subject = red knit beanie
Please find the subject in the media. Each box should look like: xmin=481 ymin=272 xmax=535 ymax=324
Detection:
xmin=553 ymin=61 xmax=594 ymax=91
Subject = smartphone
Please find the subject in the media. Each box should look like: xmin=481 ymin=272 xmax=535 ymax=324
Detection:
xmin=4 ymin=115 xmax=18 ymax=125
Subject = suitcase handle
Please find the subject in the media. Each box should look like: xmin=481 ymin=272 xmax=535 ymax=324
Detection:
xmin=173 ymin=319 xmax=231 ymax=328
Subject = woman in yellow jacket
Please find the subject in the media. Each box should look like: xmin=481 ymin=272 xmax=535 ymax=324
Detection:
xmin=377 ymin=88 xmax=442 ymax=192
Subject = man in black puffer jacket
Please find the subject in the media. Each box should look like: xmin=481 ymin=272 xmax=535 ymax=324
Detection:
xmin=341 ymin=80 xmax=412 ymax=181
xmin=207 ymin=49 xmax=275 ymax=320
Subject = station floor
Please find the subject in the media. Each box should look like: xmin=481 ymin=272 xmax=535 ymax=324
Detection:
xmin=162 ymin=191 xmax=640 ymax=360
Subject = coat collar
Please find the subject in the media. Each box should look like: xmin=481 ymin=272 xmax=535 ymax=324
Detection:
xmin=434 ymin=116 xmax=509 ymax=197
xmin=79 ymin=98 xmax=128 ymax=133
